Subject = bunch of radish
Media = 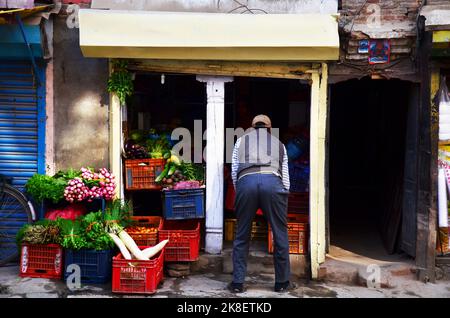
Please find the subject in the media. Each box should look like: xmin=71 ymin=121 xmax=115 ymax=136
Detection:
xmin=64 ymin=167 xmax=116 ymax=202
xmin=64 ymin=177 xmax=90 ymax=203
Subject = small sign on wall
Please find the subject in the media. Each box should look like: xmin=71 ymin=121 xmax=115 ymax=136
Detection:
xmin=368 ymin=39 xmax=390 ymax=64
xmin=358 ymin=39 xmax=369 ymax=54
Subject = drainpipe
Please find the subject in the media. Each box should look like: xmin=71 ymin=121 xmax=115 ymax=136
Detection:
xmin=15 ymin=13 xmax=41 ymax=87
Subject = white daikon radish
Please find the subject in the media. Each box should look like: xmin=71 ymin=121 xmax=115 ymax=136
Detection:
xmin=118 ymin=229 xmax=148 ymax=260
xmin=141 ymin=240 xmax=169 ymax=259
xmin=108 ymin=232 xmax=132 ymax=260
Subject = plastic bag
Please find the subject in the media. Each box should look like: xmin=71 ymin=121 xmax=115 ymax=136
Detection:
xmin=438 ymin=77 xmax=450 ymax=140
xmin=45 ymin=203 xmax=87 ymax=220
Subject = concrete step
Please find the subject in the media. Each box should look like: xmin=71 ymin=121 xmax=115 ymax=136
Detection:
xmin=221 ymin=248 xmax=309 ymax=278
xmin=189 ymin=242 xmax=309 ymax=278
xmin=320 ymin=257 xmax=417 ymax=288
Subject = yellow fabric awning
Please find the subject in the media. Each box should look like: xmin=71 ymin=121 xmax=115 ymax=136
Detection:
xmin=79 ymin=10 xmax=340 ymax=61
xmin=0 ymin=5 xmax=51 ymax=24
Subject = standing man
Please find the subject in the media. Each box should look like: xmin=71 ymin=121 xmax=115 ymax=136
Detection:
xmin=228 ymin=114 xmax=295 ymax=293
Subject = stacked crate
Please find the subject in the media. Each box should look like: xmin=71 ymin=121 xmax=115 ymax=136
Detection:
xmin=160 ymin=189 xmax=204 ymax=262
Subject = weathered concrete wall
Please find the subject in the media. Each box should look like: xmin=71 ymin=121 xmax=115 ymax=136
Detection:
xmin=340 ymin=0 xmax=421 ymax=38
xmin=53 ymin=15 xmax=109 ymax=171
xmin=91 ymin=0 xmax=337 ymax=14
xmin=436 ymin=264 xmax=450 ymax=281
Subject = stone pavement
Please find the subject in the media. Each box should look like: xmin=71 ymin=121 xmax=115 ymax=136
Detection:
xmin=1 ymin=265 xmax=450 ymax=298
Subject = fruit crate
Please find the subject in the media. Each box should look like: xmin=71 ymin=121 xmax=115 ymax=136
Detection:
xmin=162 ymin=188 xmax=205 ymax=220
xmin=125 ymin=158 xmax=165 ymax=190
xmin=125 ymin=216 xmax=163 ymax=247
xmin=159 ymin=220 xmax=200 ymax=262
xmin=112 ymin=248 xmax=164 ymax=295
xmin=288 ymin=192 xmax=309 ymax=214
xmin=224 ymin=217 xmax=268 ymax=241
xmin=268 ymin=214 xmax=309 ymax=255
xmin=64 ymin=249 xmax=113 ymax=284
xmin=19 ymin=244 xmax=63 ymax=279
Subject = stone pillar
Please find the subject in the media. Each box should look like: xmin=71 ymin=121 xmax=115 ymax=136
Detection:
xmin=197 ymin=75 xmax=233 ymax=254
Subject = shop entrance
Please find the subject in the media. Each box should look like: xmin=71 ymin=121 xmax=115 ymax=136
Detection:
xmin=124 ymin=72 xmax=313 ymax=273
xmin=329 ymin=77 xmax=417 ymax=264
xmin=223 ymin=77 xmax=311 ymax=255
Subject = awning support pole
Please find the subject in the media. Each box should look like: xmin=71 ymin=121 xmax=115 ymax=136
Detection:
xmin=308 ymin=63 xmax=328 ymax=279
xmin=197 ymin=75 xmax=233 ymax=254
xmin=15 ymin=13 xmax=41 ymax=86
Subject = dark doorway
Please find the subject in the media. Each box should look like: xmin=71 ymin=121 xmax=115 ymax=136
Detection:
xmin=329 ymin=77 xmax=414 ymax=261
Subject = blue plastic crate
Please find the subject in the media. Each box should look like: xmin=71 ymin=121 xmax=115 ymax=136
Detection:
xmin=289 ymin=163 xmax=310 ymax=193
xmin=64 ymin=249 xmax=113 ymax=284
xmin=163 ymin=188 xmax=205 ymax=220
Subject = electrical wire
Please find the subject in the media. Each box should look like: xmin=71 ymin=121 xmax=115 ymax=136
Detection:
xmin=222 ymin=0 xmax=268 ymax=14
xmin=347 ymin=0 xmax=370 ymax=35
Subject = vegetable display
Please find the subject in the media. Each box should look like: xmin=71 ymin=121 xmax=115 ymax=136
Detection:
xmin=64 ymin=167 xmax=116 ymax=203
xmin=16 ymin=220 xmax=61 ymax=246
xmin=25 ymin=174 xmax=67 ymax=204
xmin=58 ymin=218 xmax=88 ymax=250
xmin=124 ymin=129 xmax=172 ymax=160
xmin=25 ymin=167 xmax=117 ymax=204
xmin=156 ymin=156 xmax=205 ymax=190
xmin=57 ymin=211 xmax=117 ymax=251
xmin=125 ymin=226 xmax=158 ymax=235
xmin=107 ymin=60 xmax=134 ymax=105
xmin=103 ymin=201 xmax=168 ymax=260
xmin=16 ymin=200 xmax=168 ymax=260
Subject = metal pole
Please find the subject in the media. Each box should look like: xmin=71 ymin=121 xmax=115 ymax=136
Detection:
xmin=15 ymin=13 xmax=41 ymax=87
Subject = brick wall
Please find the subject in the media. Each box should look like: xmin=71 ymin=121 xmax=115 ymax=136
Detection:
xmin=342 ymin=0 xmax=421 ymax=26
xmin=426 ymin=0 xmax=450 ymax=4
xmin=61 ymin=0 xmax=91 ymax=4
xmin=337 ymin=0 xmax=423 ymax=65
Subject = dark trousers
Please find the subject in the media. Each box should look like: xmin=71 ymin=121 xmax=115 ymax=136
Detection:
xmin=232 ymin=173 xmax=290 ymax=284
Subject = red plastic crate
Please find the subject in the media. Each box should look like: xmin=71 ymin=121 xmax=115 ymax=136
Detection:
xmin=112 ymin=247 xmax=164 ymax=295
xmin=159 ymin=220 xmax=200 ymax=262
xmin=125 ymin=216 xmax=163 ymax=246
xmin=19 ymin=244 xmax=63 ymax=279
xmin=125 ymin=158 xmax=165 ymax=190
xmin=288 ymin=192 xmax=309 ymax=214
xmin=268 ymin=214 xmax=309 ymax=255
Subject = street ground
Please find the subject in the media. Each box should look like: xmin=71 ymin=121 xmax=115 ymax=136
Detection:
xmin=1 ymin=265 xmax=450 ymax=298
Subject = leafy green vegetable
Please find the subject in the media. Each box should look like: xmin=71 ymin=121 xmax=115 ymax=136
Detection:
xmin=146 ymin=136 xmax=171 ymax=159
xmin=53 ymin=168 xmax=82 ymax=181
xmin=180 ymin=162 xmax=205 ymax=181
xmin=25 ymin=174 xmax=67 ymax=204
xmin=104 ymin=200 xmax=133 ymax=229
xmin=57 ymin=218 xmax=87 ymax=250
xmin=16 ymin=220 xmax=61 ymax=246
xmin=81 ymin=211 xmax=114 ymax=250
xmin=107 ymin=60 xmax=134 ymax=105
xmin=16 ymin=224 xmax=31 ymax=247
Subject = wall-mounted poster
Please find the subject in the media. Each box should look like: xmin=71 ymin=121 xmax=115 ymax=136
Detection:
xmin=368 ymin=39 xmax=390 ymax=64
xmin=358 ymin=39 xmax=369 ymax=54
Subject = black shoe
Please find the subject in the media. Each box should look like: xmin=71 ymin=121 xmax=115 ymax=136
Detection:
xmin=227 ymin=282 xmax=244 ymax=293
xmin=274 ymin=281 xmax=297 ymax=293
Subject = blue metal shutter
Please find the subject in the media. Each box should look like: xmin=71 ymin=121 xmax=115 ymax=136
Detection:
xmin=0 ymin=60 xmax=45 ymax=191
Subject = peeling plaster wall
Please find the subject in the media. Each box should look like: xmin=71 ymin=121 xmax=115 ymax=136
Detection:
xmin=53 ymin=16 xmax=109 ymax=171
xmin=340 ymin=0 xmax=421 ymax=38
xmin=91 ymin=0 xmax=338 ymax=14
